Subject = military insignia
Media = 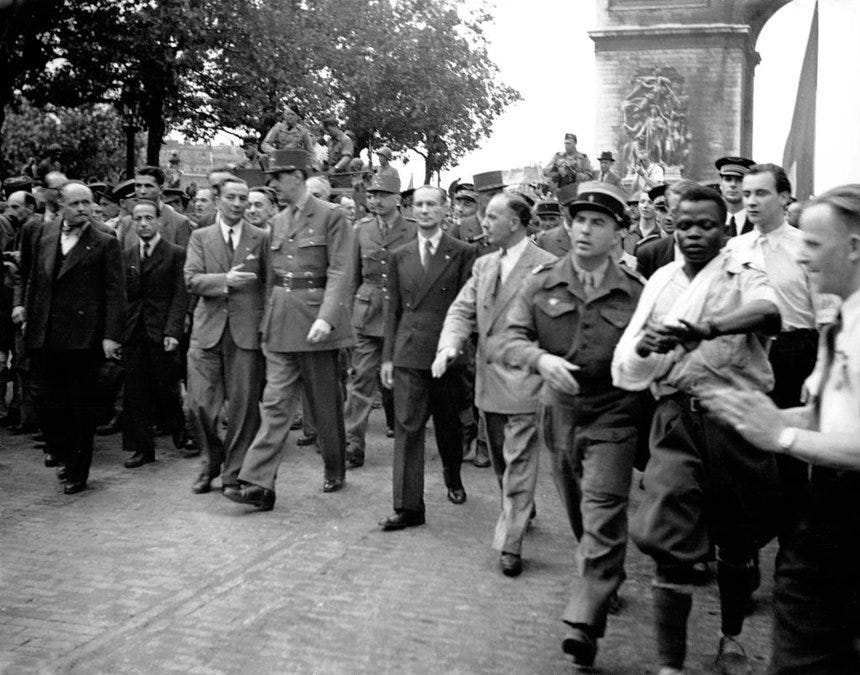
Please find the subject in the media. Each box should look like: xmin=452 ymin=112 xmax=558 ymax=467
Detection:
xmin=548 ymin=298 xmax=559 ymax=306
xmin=444 ymin=254 xmax=451 ymax=260
xmin=245 ymin=253 xmax=257 ymax=260
xmin=587 ymin=195 xmax=595 ymax=202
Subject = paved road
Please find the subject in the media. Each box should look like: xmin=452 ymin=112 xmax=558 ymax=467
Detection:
xmin=0 ymin=410 xmax=775 ymax=673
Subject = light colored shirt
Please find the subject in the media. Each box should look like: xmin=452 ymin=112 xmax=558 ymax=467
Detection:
xmin=647 ymin=255 xmax=777 ymax=397
xmin=217 ymin=215 xmax=241 ymax=250
xmin=630 ymin=163 xmax=664 ymax=193
xmin=60 ymin=221 xmax=83 ymax=255
xmin=572 ymin=256 xmax=610 ymax=293
xmin=140 ymin=233 xmax=161 ymax=259
xmin=499 ymin=236 xmax=529 ymax=284
xmin=418 ymin=228 xmax=443 ymax=267
xmin=806 ymin=289 xmax=860 ymax=436
xmin=727 ymin=222 xmax=837 ymax=330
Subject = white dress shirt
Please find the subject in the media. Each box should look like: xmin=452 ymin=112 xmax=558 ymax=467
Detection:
xmin=60 ymin=221 xmax=84 ymax=255
xmin=498 ymin=236 xmax=529 ymax=284
xmin=418 ymin=228 xmax=443 ymax=267
xmin=140 ymin=233 xmax=161 ymax=260
xmin=218 ymin=215 xmax=241 ymax=250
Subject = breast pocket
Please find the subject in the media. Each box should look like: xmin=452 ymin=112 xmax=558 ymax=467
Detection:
xmin=296 ymin=238 xmax=327 ymax=271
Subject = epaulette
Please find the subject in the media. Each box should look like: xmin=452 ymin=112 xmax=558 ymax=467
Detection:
xmin=532 ymin=262 xmax=554 ymax=275
xmin=619 ymin=263 xmax=646 ymax=285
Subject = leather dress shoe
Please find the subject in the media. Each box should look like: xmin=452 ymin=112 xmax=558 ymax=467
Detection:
xmin=44 ymin=453 xmax=59 ymax=467
xmin=56 ymin=466 xmax=68 ymax=481
xmin=323 ymin=477 xmax=344 ymax=493
xmin=379 ymin=511 xmax=425 ymax=531
xmin=124 ymin=453 xmax=155 ymax=468
xmin=182 ymin=437 xmax=200 ymax=457
xmin=345 ymin=447 xmax=364 ymax=468
xmin=447 ymin=487 xmax=467 ymax=505
xmin=500 ymin=552 xmax=523 ymax=577
xmin=296 ymin=433 xmax=317 ymax=447
xmin=9 ymin=423 xmax=39 ymax=435
xmin=191 ymin=475 xmax=212 ymax=494
xmin=562 ymin=627 xmax=598 ymax=668
xmin=96 ymin=416 xmax=121 ymax=436
xmin=222 ymin=483 xmax=275 ymax=511
xmin=63 ymin=481 xmax=87 ymax=495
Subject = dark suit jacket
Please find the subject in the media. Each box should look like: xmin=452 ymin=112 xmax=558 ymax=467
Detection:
xmin=383 ymin=231 xmax=475 ymax=370
xmin=597 ymin=169 xmax=623 ymax=187
xmin=117 ymin=203 xmax=193 ymax=250
xmin=24 ymin=220 xmax=126 ymax=351
xmin=349 ymin=213 xmax=416 ymax=337
xmin=123 ymin=238 xmax=188 ymax=343
xmin=635 ymin=235 xmax=675 ymax=279
xmin=185 ymin=220 xmax=267 ymax=351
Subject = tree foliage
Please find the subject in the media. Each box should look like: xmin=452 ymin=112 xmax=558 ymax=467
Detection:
xmin=1 ymin=0 xmax=520 ymax=181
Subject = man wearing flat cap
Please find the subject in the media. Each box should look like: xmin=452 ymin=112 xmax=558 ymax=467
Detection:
xmin=543 ymin=133 xmax=594 ymax=189
xmin=494 ymin=181 xmax=644 ymax=668
xmin=343 ymin=172 xmax=416 ymax=468
xmin=716 ymin=155 xmax=755 ymax=236
xmin=224 ymin=149 xmax=354 ymax=510
xmin=595 ymin=151 xmax=622 ymax=187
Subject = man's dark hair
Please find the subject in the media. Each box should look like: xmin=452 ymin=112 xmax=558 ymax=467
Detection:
xmin=250 ymin=186 xmax=278 ymax=207
xmin=136 ymin=166 xmax=166 ymax=187
xmin=415 ymin=185 xmax=447 ymax=204
xmin=133 ymin=198 xmax=162 ymax=217
xmin=217 ymin=176 xmax=248 ymax=195
xmin=676 ymin=185 xmax=728 ymax=224
xmin=748 ymin=163 xmax=792 ymax=196
xmin=500 ymin=193 xmax=532 ymax=228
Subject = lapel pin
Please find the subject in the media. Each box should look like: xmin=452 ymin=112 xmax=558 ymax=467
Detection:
xmin=444 ymin=254 xmax=451 ymax=261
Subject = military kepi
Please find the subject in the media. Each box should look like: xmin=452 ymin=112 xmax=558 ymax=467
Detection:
xmin=567 ymin=181 xmax=628 ymax=226
xmin=266 ymin=149 xmax=310 ymax=174
xmin=367 ymin=172 xmax=401 ymax=194
xmin=473 ymin=170 xmax=505 ymax=193
xmin=715 ymin=156 xmax=755 ymax=177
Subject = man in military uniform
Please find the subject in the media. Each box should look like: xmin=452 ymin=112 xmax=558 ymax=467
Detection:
xmin=224 ymin=149 xmax=354 ymax=510
xmin=534 ymin=198 xmax=562 ymax=231
xmin=496 ymin=182 xmax=644 ymax=668
xmin=535 ymin=184 xmax=577 ymax=258
xmin=237 ymin=135 xmax=269 ymax=172
xmin=261 ymin=105 xmax=314 ymax=154
xmin=374 ymin=146 xmax=399 ymax=181
xmin=343 ymin=173 xmax=416 ymax=468
xmin=716 ymin=155 xmax=755 ymax=236
xmin=322 ymin=117 xmax=355 ymax=174
xmin=543 ymin=133 xmax=594 ymax=189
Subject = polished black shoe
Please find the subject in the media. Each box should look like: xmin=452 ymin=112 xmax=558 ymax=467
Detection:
xmin=44 ymin=453 xmax=59 ymax=467
xmin=56 ymin=466 xmax=68 ymax=481
xmin=191 ymin=475 xmax=212 ymax=494
xmin=500 ymin=552 xmax=523 ymax=577
xmin=124 ymin=453 xmax=155 ymax=469
xmin=323 ymin=478 xmax=344 ymax=493
xmin=386 ymin=427 xmax=394 ymax=438
xmin=346 ymin=448 xmax=364 ymax=468
xmin=379 ymin=511 xmax=425 ymax=531
xmin=63 ymin=481 xmax=87 ymax=495
xmin=9 ymin=423 xmax=39 ymax=435
xmin=562 ymin=627 xmax=598 ymax=668
xmin=222 ymin=483 xmax=275 ymax=511
xmin=96 ymin=416 xmax=121 ymax=436
xmin=296 ymin=433 xmax=317 ymax=447
xmin=182 ymin=436 xmax=200 ymax=457
xmin=447 ymin=487 xmax=467 ymax=505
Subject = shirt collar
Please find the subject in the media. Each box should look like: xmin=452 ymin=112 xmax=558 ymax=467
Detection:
xmin=217 ymin=213 xmax=242 ymax=238
xmin=754 ymin=220 xmax=789 ymax=241
xmin=500 ymin=235 xmax=529 ymax=260
xmin=840 ymin=287 xmax=860 ymax=327
xmin=292 ymin=189 xmax=310 ymax=214
xmin=571 ymin=256 xmax=611 ymax=288
xmin=418 ymin=228 xmax=443 ymax=249
xmin=141 ymin=232 xmax=161 ymax=254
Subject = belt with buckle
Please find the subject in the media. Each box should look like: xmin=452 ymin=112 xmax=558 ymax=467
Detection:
xmin=280 ymin=275 xmax=327 ymax=291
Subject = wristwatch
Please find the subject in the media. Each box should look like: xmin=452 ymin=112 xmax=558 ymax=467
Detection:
xmin=778 ymin=427 xmax=799 ymax=453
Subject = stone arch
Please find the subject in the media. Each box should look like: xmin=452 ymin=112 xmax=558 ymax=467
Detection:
xmin=589 ymin=0 xmax=791 ymax=183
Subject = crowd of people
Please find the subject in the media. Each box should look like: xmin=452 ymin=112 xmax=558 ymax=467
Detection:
xmin=0 ymin=118 xmax=858 ymax=674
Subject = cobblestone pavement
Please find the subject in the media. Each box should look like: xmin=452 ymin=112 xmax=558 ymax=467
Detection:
xmin=0 ymin=410 xmax=776 ymax=674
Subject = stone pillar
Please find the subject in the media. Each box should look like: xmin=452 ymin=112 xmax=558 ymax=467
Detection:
xmin=590 ymin=0 xmax=790 ymax=184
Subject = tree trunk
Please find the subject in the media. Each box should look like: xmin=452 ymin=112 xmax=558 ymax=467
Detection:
xmin=145 ymin=100 xmax=165 ymax=167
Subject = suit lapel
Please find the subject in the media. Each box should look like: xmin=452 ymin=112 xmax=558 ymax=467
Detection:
xmin=233 ymin=224 xmax=260 ymax=267
xmin=400 ymin=242 xmax=423 ymax=292
xmin=383 ymin=215 xmax=412 ymax=249
xmin=413 ymin=234 xmax=455 ymax=306
xmin=480 ymin=253 xmax=501 ymax=311
xmin=285 ymin=194 xmax=315 ymax=241
xmin=141 ymin=238 xmax=163 ymax=276
xmin=41 ymin=221 xmax=60 ymax=279
xmin=210 ymin=223 xmax=231 ymax=272
xmin=58 ymin=225 xmax=95 ymax=278
xmin=489 ymin=246 xmax=535 ymax=326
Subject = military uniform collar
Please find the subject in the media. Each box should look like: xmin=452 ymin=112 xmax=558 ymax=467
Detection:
xmin=542 ymin=255 xmax=636 ymax=301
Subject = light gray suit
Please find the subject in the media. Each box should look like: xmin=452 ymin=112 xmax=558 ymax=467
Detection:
xmin=184 ymin=219 xmax=267 ymax=486
xmin=437 ymin=239 xmax=557 ymax=554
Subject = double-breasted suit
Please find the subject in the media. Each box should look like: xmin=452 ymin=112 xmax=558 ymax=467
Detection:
xmin=122 ymin=238 xmax=188 ymax=459
xmin=438 ymin=241 xmax=557 ymax=553
xmin=238 ymin=193 xmax=354 ymax=491
xmin=383 ymin=231 xmax=475 ymax=514
xmin=343 ymin=213 xmax=416 ymax=458
xmin=184 ymin=219 xmax=267 ymax=487
xmin=24 ymin=220 xmax=125 ymax=485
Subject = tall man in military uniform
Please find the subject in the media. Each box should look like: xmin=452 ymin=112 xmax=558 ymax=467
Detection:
xmin=496 ymin=182 xmax=644 ymax=668
xmin=343 ymin=173 xmax=416 ymax=468
xmin=224 ymin=150 xmax=354 ymax=511
xmin=543 ymin=133 xmax=594 ymax=189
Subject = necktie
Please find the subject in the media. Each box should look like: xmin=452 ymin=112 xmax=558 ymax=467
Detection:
xmin=578 ymin=269 xmax=596 ymax=295
xmin=741 ymin=217 xmax=753 ymax=235
xmin=142 ymin=241 xmax=150 ymax=259
xmin=728 ymin=215 xmax=736 ymax=237
xmin=379 ymin=218 xmax=389 ymax=240
xmin=493 ymin=249 xmax=506 ymax=297
xmin=226 ymin=227 xmax=234 ymax=254
xmin=422 ymin=239 xmax=433 ymax=269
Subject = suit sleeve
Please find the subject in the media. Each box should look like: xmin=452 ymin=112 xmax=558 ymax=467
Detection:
xmin=635 ymin=246 xmax=654 ymax=279
xmin=382 ymin=249 xmax=402 ymax=364
xmin=103 ymin=234 xmax=126 ymax=343
xmin=174 ymin=215 xmax=193 ymax=250
xmin=184 ymin=230 xmax=229 ymax=297
xmin=346 ymin=226 xmax=363 ymax=315
xmin=318 ymin=207 xmax=354 ymax=328
xmin=12 ymin=223 xmax=34 ymax=309
xmin=165 ymin=247 xmax=189 ymax=339
xmin=489 ymin=274 xmax=547 ymax=372
xmin=436 ymin=258 xmax=481 ymax=355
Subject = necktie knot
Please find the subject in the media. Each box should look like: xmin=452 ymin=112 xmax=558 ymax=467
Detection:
xmin=143 ymin=241 xmax=150 ymax=258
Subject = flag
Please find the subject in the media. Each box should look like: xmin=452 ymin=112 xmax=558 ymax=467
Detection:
xmin=782 ymin=1 xmax=819 ymax=200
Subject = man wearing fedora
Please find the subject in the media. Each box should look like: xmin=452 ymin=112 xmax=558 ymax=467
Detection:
xmin=343 ymin=172 xmax=415 ymax=468
xmin=224 ymin=149 xmax=354 ymax=510
xmin=596 ymin=151 xmax=622 ymax=187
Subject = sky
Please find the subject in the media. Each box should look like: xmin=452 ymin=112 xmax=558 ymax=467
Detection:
xmin=423 ymin=0 xmax=860 ymax=194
